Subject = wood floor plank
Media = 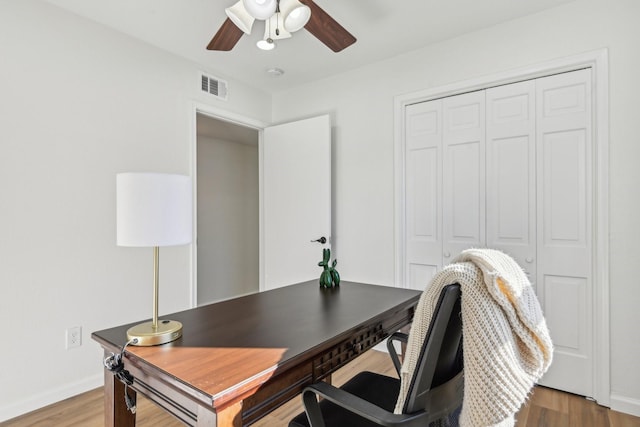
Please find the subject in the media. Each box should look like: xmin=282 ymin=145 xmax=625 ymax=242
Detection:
xmin=514 ymin=399 xmax=531 ymax=426
xmin=567 ymin=393 xmax=609 ymax=427
xmin=609 ymin=410 xmax=640 ymax=427
xmin=3 ymin=350 xmax=640 ymax=427
xmin=526 ymin=405 xmax=569 ymax=427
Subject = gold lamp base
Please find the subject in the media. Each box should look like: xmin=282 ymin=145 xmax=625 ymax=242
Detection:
xmin=127 ymin=320 xmax=183 ymax=346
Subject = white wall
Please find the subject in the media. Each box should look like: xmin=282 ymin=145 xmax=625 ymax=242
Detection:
xmin=272 ymin=0 xmax=640 ymax=415
xmin=0 ymin=0 xmax=270 ymax=421
xmin=197 ymin=135 xmax=259 ymax=304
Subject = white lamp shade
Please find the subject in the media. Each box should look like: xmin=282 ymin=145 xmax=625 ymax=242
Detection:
xmin=225 ymin=0 xmax=255 ymax=34
xmin=117 ymin=173 xmax=193 ymax=247
xmin=242 ymin=0 xmax=277 ymax=20
xmin=280 ymin=0 xmax=311 ymax=33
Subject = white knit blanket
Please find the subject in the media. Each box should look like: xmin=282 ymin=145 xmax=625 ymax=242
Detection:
xmin=394 ymin=248 xmax=553 ymax=426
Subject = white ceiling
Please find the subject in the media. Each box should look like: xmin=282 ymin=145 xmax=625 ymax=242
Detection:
xmin=43 ymin=0 xmax=575 ymax=94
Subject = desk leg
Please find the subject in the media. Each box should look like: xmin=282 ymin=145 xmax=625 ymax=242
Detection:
xmin=104 ymin=362 xmax=136 ymax=427
xmin=322 ymin=373 xmax=332 ymax=385
xmin=205 ymin=401 xmax=242 ymax=427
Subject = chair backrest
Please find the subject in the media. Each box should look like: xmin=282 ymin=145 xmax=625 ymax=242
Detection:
xmin=403 ymin=283 xmax=463 ymax=418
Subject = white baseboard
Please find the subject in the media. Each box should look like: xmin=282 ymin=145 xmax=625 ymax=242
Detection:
xmin=610 ymin=393 xmax=640 ymax=418
xmin=0 ymin=373 xmax=103 ymax=422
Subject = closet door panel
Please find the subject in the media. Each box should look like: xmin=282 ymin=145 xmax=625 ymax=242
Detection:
xmin=443 ymin=91 xmax=485 ymax=263
xmin=404 ymin=101 xmax=442 ymax=290
xmin=536 ymin=69 xmax=593 ymax=397
xmin=486 ymin=81 xmax=536 ymax=284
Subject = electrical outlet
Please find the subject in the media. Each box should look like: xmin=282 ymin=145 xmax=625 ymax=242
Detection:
xmin=66 ymin=326 xmax=82 ymax=349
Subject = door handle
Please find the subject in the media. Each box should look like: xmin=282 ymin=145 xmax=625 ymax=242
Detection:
xmin=311 ymin=237 xmax=327 ymax=244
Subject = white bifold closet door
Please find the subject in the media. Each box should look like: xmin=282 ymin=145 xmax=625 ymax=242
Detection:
xmin=403 ymin=68 xmax=594 ymax=398
xmin=535 ymin=69 xmax=593 ymax=396
xmin=485 ymin=80 xmax=537 ymax=284
xmin=442 ymin=91 xmax=486 ymax=264
xmin=404 ymin=100 xmax=443 ymax=289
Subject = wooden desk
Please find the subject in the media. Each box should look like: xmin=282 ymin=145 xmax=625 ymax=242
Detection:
xmin=92 ymin=281 xmax=421 ymax=426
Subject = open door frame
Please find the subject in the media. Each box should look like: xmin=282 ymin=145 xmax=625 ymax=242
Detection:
xmin=190 ymin=104 xmax=332 ymax=301
xmin=190 ymin=102 xmax=268 ymax=306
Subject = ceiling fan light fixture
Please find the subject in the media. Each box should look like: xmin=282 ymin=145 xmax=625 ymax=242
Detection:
xmin=208 ymin=0 xmax=356 ymax=52
xmin=257 ymin=38 xmax=276 ymax=50
xmin=279 ymin=0 xmax=311 ymax=33
xmin=225 ymin=1 xmax=255 ymax=34
xmin=243 ymin=0 xmax=278 ymax=20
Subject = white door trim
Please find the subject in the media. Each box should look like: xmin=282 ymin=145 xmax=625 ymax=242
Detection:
xmin=189 ymin=102 xmax=269 ymax=307
xmin=393 ymin=49 xmax=610 ymax=405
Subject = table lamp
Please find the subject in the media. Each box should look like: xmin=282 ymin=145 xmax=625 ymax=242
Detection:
xmin=116 ymin=172 xmax=193 ymax=346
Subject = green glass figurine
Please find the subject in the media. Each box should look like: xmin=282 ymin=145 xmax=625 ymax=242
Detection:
xmin=330 ymin=259 xmax=340 ymax=286
xmin=318 ymin=248 xmax=340 ymax=288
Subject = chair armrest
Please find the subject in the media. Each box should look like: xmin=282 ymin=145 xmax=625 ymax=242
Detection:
xmin=387 ymin=332 xmax=408 ymax=377
xmin=302 ymin=381 xmax=425 ymax=427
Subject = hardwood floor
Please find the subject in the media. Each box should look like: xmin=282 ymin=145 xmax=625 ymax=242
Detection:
xmin=3 ymin=350 xmax=639 ymax=427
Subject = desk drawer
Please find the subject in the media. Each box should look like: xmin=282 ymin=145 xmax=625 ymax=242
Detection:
xmin=313 ymin=322 xmax=385 ymax=380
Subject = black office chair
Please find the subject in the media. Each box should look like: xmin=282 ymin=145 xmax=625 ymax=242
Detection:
xmin=289 ymin=283 xmax=463 ymax=427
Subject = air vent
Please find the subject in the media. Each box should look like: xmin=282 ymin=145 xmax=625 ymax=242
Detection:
xmin=200 ymin=72 xmax=228 ymax=100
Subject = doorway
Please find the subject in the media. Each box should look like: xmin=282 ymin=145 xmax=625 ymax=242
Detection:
xmin=196 ymin=113 xmax=259 ymax=305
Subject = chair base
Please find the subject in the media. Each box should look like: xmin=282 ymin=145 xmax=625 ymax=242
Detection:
xmin=289 ymin=370 xmax=462 ymax=427
xmin=290 ymin=371 xmax=399 ymax=427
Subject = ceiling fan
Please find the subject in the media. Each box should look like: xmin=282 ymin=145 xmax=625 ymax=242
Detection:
xmin=207 ymin=0 xmax=356 ymax=52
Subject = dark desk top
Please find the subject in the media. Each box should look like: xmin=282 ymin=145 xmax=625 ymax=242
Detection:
xmin=92 ymin=281 xmax=420 ymax=405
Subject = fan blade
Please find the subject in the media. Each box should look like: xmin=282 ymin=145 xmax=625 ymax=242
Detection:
xmin=207 ymin=18 xmax=244 ymax=51
xmin=299 ymin=0 xmax=356 ymax=52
